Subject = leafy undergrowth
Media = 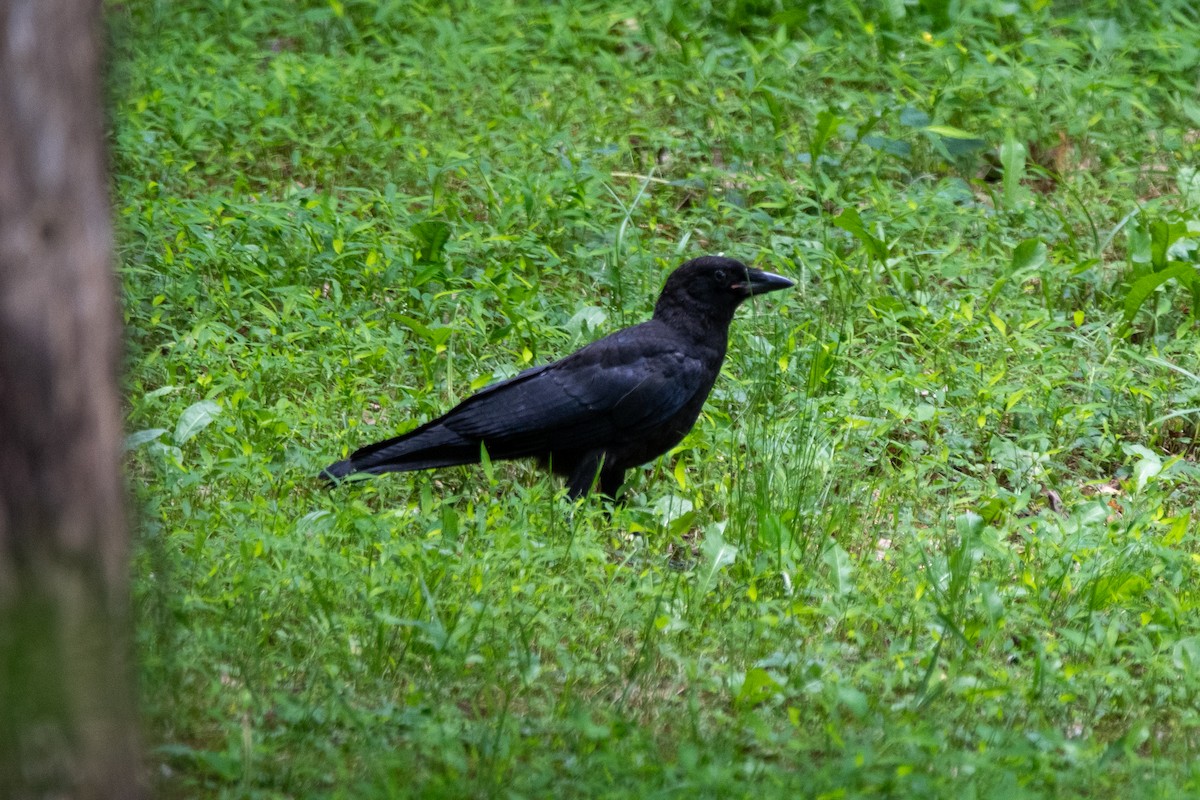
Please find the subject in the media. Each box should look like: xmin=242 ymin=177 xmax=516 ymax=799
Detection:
xmin=112 ymin=1 xmax=1200 ymax=797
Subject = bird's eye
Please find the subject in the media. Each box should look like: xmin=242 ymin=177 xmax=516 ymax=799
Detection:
xmin=714 ymin=269 xmax=728 ymax=283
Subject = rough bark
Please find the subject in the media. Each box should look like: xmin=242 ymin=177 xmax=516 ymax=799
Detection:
xmin=0 ymin=0 xmax=143 ymax=797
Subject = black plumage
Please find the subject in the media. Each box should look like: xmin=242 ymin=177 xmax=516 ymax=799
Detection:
xmin=322 ymin=256 xmax=793 ymax=498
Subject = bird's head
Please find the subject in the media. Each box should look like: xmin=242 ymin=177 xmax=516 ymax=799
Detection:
xmin=654 ymin=256 xmax=794 ymax=326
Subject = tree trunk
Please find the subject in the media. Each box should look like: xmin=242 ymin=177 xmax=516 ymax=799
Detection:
xmin=0 ymin=0 xmax=143 ymax=797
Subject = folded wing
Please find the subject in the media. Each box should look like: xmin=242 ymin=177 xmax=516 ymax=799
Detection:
xmin=323 ymin=322 xmax=708 ymax=478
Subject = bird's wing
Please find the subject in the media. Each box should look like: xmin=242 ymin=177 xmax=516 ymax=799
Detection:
xmin=439 ymin=322 xmax=710 ymax=457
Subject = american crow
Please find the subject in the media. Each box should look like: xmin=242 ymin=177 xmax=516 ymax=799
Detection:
xmin=322 ymin=256 xmax=793 ymax=498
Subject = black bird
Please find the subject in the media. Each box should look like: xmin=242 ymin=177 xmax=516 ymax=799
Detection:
xmin=322 ymin=256 xmax=794 ymax=498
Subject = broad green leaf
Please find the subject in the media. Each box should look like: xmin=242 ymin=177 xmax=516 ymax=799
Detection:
xmin=412 ymin=220 xmax=451 ymax=263
xmin=667 ymin=511 xmax=698 ymax=538
xmin=124 ymin=428 xmax=168 ymax=451
xmin=824 ymin=543 xmax=853 ymax=597
xmin=736 ymin=668 xmax=782 ymax=707
xmin=297 ymin=510 xmax=331 ymax=533
xmin=397 ymin=314 xmax=434 ymax=341
xmin=837 ymin=685 xmax=868 ymax=717
xmin=1001 ymin=131 xmax=1028 ymax=209
xmin=1122 ymin=262 xmax=1196 ymax=323
xmin=760 ymin=88 xmax=784 ymax=133
xmin=1178 ymin=165 xmax=1200 ymax=207
xmin=1173 ymin=636 xmax=1200 ymax=674
xmin=173 ymin=400 xmax=221 ymax=445
xmin=566 ymin=306 xmax=607 ymax=335
xmin=863 ymin=135 xmax=911 ymax=158
xmin=1092 ymin=573 xmax=1150 ymax=607
xmin=698 ymin=524 xmax=737 ymax=595
xmin=1011 ymin=238 xmax=1046 ymax=273
xmin=939 ymin=135 xmax=988 ymax=158
xmin=1149 ymin=219 xmax=1190 ymax=270
xmin=833 ymin=207 xmax=888 ymax=260
xmin=1127 ymin=223 xmax=1152 ymax=265
xmin=651 ymin=495 xmax=693 ymax=526
xmin=809 ymin=109 xmax=844 ymax=161
xmin=988 ymin=311 xmax=1007 ymax=336
xmin=1004 ymin=388 xmax=1028 ymax=412
xmin=469 ymin=371 xmax=496 ymax=390
xmin=673 ymin=459 xmax=687 ymax=490
xmin=1164 ymin=512 xmax=1190 ymax=546
xmin=956 ymin=510 xmax=984 ymax=539
xmin=398 ymin=315 xmax=455 ymax=346
xmin=147 ymin=441 xmax=183 ymax=467
xmin=1131 ymin=448 xmax=1162 ymax=491
xmin=925 ymin=124 xmax=978 ymax=139
xmin=898 ymin=106 xmax=931 ymax=128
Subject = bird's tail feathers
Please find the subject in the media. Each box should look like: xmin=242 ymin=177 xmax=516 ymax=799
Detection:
xmin=322 ymin=424 xmax=480 ymax=482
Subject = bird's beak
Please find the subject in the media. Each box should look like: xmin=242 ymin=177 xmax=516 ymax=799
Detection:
xmin=734 ymin=269 xmax=795 ymax=296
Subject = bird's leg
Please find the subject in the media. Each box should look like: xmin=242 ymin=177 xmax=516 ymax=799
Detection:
xmin=565 ymin=452 xmax=607 ymax=500
xmin=599 ymin=468 xmax=626 ymax=503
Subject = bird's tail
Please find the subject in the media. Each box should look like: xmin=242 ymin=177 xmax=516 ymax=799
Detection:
xmin=321 ymin=423 xmax=481 ymax=482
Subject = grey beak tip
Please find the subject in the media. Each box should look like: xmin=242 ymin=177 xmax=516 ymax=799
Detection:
xmin=749 ymin=270 xmax=795 ymax=294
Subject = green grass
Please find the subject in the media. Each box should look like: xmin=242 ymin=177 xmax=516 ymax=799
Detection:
xmin=112 ymin=1 xmax=1200 ymax=796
